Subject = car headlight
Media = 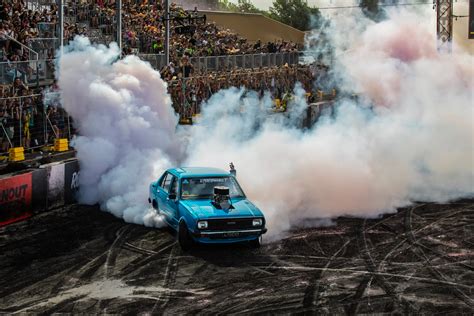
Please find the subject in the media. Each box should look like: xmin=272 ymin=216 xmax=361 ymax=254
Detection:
xmin=252 ymin=218 xmax=263 ymax=227
xmin=197 ymin=221 xmax=208 ymax=229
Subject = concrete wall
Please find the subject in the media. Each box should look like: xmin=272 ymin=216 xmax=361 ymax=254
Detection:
xmin=201 ymin=11 xmax=305 ymax=45
xmin=0 ymin=159 xmax=79 ymax=227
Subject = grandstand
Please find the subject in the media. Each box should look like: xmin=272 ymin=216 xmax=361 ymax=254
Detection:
xmin=0 ymin=0 xmax=330 ymax=160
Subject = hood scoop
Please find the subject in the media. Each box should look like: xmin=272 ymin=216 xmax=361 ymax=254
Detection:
xmin=211 ymin=186 xmax=234 ymax=211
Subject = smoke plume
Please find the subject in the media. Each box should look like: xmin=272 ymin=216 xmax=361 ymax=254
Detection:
xmin=57 ymin=8 xmax=473 ymax=238
xmin=57 ymin=38 xmax=182 ymax=227
xmin=184 ymin=8 xmax=473 ymax=237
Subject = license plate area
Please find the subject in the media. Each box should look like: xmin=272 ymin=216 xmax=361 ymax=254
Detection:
xmin=223 ymin=232 xmax=240 ymax=238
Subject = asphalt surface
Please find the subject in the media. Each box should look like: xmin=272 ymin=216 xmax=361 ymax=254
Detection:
xmin=0 ymin=201 xmax=473 ymax=314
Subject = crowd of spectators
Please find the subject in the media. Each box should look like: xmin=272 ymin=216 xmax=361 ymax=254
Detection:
xmin=0 ymin=78 xmax=67 ymax=154
xmin=0 ymin=0 xmax=58 ymax=60
xmin=165 ymin=64 xmax=318 ymax=118
xmin=0 ymin=0 xmax=329 ymax=156
xmin=69 ymin=0 xmax=300 ymax=60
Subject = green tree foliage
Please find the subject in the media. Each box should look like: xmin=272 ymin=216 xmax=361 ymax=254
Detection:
xmin=235 ymin=0 xmax=263 ymax=13
xmin=269 ymin=0 xmax=321 ymax=31
xmin=360 ymin=0 xmax=385 ymax=21
xmin=217 ymin=0 xmax=264 ymax=14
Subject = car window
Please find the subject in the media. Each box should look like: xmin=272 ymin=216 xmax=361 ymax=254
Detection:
xmin=162 ymin=173 xmax=172 ymax=193
xmin=169 ymin=176 xmax=178 ymax=196
xmin=181 ymin=177 xmax=245 ymax=200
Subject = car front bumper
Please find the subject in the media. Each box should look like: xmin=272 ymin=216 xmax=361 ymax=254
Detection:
xmin=191 ymin=228 xmax=267 ymax=241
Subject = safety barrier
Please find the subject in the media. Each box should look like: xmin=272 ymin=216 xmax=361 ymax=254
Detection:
xmin=0 ymin=93 xmax=73 ymax=158
xmin=139 ymin=52 xmax=300 ymax=72
xmin=166 ymin=65 xmax=316 ymax=118
xmin=28 ymin=38 xmax=59 ymax=60
xmin=0 ymin=59 xmax=55 ymax=87
xmin=0 ymin=158 xmax=79 ymax=227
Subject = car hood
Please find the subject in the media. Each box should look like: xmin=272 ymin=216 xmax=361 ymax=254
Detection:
xmin=181 ymin=198 xmax=264 ymax=219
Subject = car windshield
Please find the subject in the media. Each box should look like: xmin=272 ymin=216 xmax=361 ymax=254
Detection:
xmin=180 ymin=177 xmax=245 ymax=200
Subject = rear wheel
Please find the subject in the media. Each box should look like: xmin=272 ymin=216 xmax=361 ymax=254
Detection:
xmin=249 ymin=236 xmax=262 ymax=248
xmin=178 ymin=221 xmax=194 ymax=251
xmin=152 ymin=200 xmax=160 ymax=214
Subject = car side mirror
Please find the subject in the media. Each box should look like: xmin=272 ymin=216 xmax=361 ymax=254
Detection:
xmin=168 ymin=193 xmax=177 ymax=200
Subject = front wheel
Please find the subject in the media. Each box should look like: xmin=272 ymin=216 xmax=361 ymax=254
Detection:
xmin=178 ymin=221 xmax=194 ymax=251
xmin=249 ymin=236 xmax=262 ymax=248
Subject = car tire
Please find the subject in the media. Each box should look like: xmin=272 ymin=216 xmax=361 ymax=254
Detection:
xmin=152 ymin=200 xmax=159 ymax=213
xmin=178 ymin=221 xmax=193 ymax=251
xmin=249 ymin=236 xmax=262 ymax=248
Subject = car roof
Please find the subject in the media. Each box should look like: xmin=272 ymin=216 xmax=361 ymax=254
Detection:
xmin=168 ymin=167 xmax=231 ymax=178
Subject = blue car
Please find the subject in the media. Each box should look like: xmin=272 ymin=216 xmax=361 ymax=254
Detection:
xmin=148 ymin=166 xmax=267 ymax=250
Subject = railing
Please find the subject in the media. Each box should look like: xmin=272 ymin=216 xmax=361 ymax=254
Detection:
xmin=0 ymin=60 xmax=56 ymax=87
xmin=166 ymin=65 xmax=315 ymax=118
xmin=139 ymin=52 xmax=300 ymax=72
xmin=0 ymin=93 xmax=72 ymax=157
xmin=4 ymin=34 xmax=39 ymax=61
xmin=37 ymin=23 xmax=59 ymax=38
xmin=27 ymin=38 xmax=60 ymax=60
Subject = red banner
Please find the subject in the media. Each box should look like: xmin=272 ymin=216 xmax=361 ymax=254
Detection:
xmin=0 ymin=172 xmax=32 ymax=227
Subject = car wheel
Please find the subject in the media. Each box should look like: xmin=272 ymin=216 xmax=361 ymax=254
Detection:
xmin=152 ymin=200 xmax=159 ymax=213
xmin=249 ymin=236 xmax=262 ymax=248
xmin=178 ymin=221 xmax=193 ymax=251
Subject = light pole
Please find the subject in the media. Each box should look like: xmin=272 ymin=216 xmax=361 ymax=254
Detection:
xmin=165 ymin=0 xmax=170 ymax=65
xmin=116 ymin=0 xmax=122 ymax=54
xmin=59 ymin=0 xmax=64 ymax=56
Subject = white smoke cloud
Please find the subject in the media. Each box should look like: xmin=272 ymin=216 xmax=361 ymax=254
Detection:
xmin=56 ymin=8 xmax=473 ymax=238
xmin=184 ymin=8 xmax=474 ymax=238
xmin=57 ymin=37 xmax=182 ymax=227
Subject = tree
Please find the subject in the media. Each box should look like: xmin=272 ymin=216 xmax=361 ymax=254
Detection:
xmin=360 ymin=0 xmax=385 ymax=21
xmin=269 ymin=0 xmax=321 ymax=31
xmin=217 ymin=0 xmax=264 ymax=14
xmin=235 ymin=0 xmax=263 ymax=14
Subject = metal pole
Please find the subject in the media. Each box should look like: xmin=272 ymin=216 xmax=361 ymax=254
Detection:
xmin=59 ymin=0 xmax=64 ymax=56
xmin=44 ymin=105 xmax=47 ymax=146
xmin=436 ymin=0 xmax=453 ymax=53
xmin=165 ymin=0 xmax=170 ymax=65
xmin=19 ymin=98 xmax=22 ymax=148
xmin=116 ymin=0 xmax=122 ymax=54
xmin=67 ymin=114 xmax=71 ymax=140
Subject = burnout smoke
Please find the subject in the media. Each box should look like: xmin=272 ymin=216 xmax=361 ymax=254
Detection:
xmin=57 ymin=37 xmax=181 ymax=227
xmin=185 ymin=8 xmax=473 ymax=238
xmin=57 ymin=8 xmax=473 ymax=239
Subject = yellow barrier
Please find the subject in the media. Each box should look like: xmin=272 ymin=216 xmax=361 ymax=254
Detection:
xmin=54 ymin=138 xmax=69 ymax=152
xmin=274 ymin=99 xmax=281 ymax=108
xmin=317 ymin=90 xmax=324 ymax=99
xmin=9 ymin=147 xmax=25 ymax=162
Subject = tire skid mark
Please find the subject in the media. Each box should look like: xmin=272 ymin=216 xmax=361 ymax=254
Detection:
xmin=105 ymin=225 xmax=133 ymax=278
xmin=150 ymin=243 xmax=180 ymax=313
xmin=122 ymin=242 xmax=158 ymax=255
xmin=303 ymin=236 xmax=351 ymax=308
xmin=305 ymin=209 xmax=414 ymax=309
xmin=405 ymin=205 xmax=474 ymax=307
xmin=346 ymin=276 xmax=372 ymax=315
xmin=360 ymin=217 xmax=417 ymax=313
xmin=119 ymin=240 xmax=176 ymax=276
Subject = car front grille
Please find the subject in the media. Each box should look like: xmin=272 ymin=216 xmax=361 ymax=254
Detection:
xmin=206 ymin=217 xmax=256 ymax=230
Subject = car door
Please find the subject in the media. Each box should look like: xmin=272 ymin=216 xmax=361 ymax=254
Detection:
xmin=157 ymin=172 xmax=173 ymax=219
xmin=163 ymin=176 xmax=179 ymax=228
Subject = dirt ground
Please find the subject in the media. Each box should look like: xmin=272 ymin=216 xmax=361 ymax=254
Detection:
xmin=0 ymin=201 xmax=472 ymax=314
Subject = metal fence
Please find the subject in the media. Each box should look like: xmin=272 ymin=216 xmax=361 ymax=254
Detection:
xmin=0 ymin=93 xmax=72 ymax=157
xmin=0 ymin=60 xmax=55 ymax=87
xmin=27 ymin=38 xmax=59 ymax=59
xmin=37 ymin=22 xmax=59 ymax=38
xmin=139 ymin=52 xmax=300 ymax=72
xmin=166 ymin=65 xmax=316 ymax=119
